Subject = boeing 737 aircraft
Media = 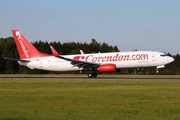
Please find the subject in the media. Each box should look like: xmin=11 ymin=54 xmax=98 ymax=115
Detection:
xmin=4 ymin=30 xmax=174 ymax=78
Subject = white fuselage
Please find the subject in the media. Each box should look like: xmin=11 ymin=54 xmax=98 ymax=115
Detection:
xmin=18 ymin=51 xmax=174 ymax=71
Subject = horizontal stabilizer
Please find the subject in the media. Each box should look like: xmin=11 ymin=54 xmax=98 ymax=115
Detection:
xmin=3 ymin=57 xmax=30 ymax=62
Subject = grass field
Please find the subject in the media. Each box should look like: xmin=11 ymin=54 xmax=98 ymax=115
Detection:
xmin=0 ymin=79 xmax=180 ymax=120
xmin=1 ymin=74 xmax=180 ymax=78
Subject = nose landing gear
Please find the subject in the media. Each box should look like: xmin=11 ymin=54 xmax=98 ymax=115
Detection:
xmin=156 ymin=68 xmax=159 ymax=74
xmin=156 ymin=65 xmax=164 ymax=74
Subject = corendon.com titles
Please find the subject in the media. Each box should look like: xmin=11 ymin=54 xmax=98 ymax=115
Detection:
xmin=73 ymin=54 xmax=148 ymax=63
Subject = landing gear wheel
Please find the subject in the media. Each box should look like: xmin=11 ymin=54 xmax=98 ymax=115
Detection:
xmin=92 ymin=73 xmax=97 ymax=78
xmin=87 ymin=73 xmax=98 ymax=78
xmin=88 ymin=73 xmax=93 ymax=78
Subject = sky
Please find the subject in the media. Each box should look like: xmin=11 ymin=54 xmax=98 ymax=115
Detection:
xmin=0 ymin=0 xmax=180 ymax=55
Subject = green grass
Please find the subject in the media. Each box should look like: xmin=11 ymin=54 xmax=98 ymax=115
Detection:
xmin=0 ymin=80 xmax=180 ymax=120
xmin=1 ymin=74 xmax=180 ymax=78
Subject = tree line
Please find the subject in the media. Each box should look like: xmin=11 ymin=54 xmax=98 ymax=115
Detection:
xmin=0 ymin=37 xmax=179 ymax=75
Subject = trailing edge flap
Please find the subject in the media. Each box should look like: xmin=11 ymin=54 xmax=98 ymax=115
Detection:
xmin=3 ymin=57 xmax=30 ymax=62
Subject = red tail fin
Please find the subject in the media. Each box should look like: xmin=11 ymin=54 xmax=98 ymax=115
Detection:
xmin=12 ymin=30 xmax=50 ymax=59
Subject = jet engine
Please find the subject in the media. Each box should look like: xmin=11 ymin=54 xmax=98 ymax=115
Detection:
xmin=97 ymin=64 xmax=116 ymax=73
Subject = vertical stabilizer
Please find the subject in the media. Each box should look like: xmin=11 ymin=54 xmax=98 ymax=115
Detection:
xmin=12 ymin=30 xmax=49 ymax=59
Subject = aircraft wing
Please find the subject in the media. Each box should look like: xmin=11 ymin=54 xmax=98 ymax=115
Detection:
xmin=49 ymin=45 xmax=100 ymax=69
xmin=58 ymin=55 xmax=100 ymax=68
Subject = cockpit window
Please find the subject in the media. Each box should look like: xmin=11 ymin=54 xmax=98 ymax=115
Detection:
xmin=160 ymin=54 xmax=167 ymax=57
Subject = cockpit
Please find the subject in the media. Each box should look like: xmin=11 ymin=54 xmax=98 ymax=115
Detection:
xmin=159 ymin=53 xmax=174 ymax=64
xmin=160 ymin=54 xmax=168 ymax=57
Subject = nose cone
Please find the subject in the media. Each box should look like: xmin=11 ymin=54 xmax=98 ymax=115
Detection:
xmin=168 ymin=57 xmax=174 ymax=63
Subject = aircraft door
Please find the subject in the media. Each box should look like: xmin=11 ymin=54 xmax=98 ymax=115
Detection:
xmin=152 ymin=53 xmax=156 ymax=61
xmin=39 ymin=60 xmax=43 ymax=68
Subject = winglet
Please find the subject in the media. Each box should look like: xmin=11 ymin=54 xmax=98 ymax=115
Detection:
xmin=49 ymin=45 xmax=60 ymax=57
xmin=80 ymin=50 xmax=84 ymax=54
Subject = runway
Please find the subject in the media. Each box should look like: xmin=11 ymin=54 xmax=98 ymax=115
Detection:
xmin=0 ymin=77 xmax=180 ymax=81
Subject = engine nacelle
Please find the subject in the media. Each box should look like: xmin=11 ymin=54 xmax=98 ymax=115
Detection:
xmin=97 ymin=64 xmax=116 ymax=73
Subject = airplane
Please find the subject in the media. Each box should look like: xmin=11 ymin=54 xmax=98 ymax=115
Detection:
xmin=4 ymin=29 xmax=174 ymax=78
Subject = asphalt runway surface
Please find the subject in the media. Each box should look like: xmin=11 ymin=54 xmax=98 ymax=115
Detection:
xmin=0 ymin=77 xmax=180 ymax=81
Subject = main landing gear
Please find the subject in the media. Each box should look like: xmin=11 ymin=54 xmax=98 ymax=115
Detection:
xmin=87 ymin=73 xmax=97 ymax=78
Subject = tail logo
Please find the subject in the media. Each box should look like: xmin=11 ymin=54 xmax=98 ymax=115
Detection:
xmin=15 ymin=31 xmax=21 ymax=37
xmin=15 ymin=31 xmax=29 ymax=58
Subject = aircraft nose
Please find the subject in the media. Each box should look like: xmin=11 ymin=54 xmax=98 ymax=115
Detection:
xmin=168 ymin=57 xmax=174 ymax=63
